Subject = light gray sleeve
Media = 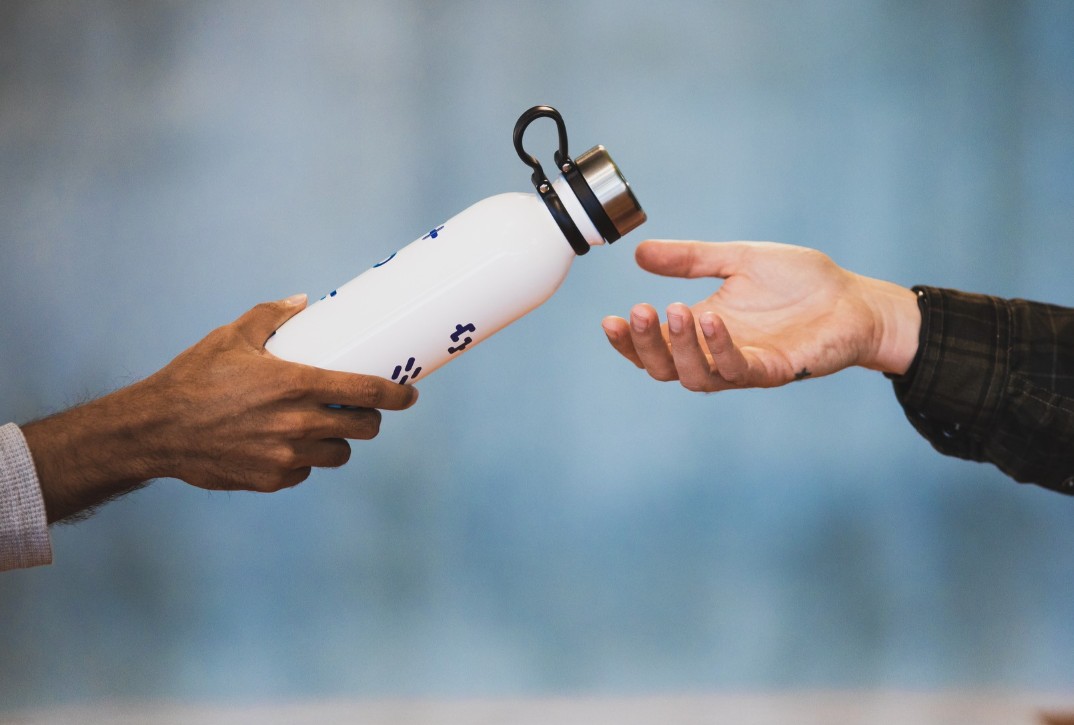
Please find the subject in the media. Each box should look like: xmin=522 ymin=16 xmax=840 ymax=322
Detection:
xmin=0 ymin=422 xmax=52 ymax=571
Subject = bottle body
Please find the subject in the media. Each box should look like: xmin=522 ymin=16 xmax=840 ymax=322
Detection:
xmin=265 ymin=192 xmax=576 ymax=384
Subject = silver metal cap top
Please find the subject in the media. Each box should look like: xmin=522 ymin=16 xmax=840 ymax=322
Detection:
xmin=575 ymin=145 xmax=647 ymax=238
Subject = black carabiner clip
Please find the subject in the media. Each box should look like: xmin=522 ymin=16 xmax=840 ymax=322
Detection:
xmin=512 ymin=105 xmax=590 ymax=256
xmin=513 ymin=105 xmax=571 ymax=186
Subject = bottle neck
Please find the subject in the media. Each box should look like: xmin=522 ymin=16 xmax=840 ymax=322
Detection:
xmin=551 ymin=175 xmax=604 ymax=248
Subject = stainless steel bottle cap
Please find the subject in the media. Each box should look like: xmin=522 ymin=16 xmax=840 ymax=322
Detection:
xmin=575 ymin=145 xmax=647 ymax=238
xmin=513 ymin=106 xmax=647 ymax=254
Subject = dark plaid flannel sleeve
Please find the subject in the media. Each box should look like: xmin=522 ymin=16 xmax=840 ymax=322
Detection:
xmin=890 ymin=286 xmax=1074 ymax=494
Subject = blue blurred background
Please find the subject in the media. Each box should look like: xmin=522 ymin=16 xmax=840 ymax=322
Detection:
xmin=1 ymin=0 xmax=1073 ymax=710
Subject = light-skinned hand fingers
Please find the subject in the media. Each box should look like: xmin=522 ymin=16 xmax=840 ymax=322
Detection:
xmin=699 ymin=311 xmax=752 ymax=387
xmin=629 ymin=304 xmax=679 ymax=381
xmin=602 ymin=316 xmax=645 ymax=368
xmin=666 ymin=303 xmax=721 ymax=392
xmin=635 ymin=240 xmax=750 ymax=280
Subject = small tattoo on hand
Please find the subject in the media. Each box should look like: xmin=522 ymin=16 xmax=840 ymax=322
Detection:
xmin=794 ymin=368 xmax=812 ymax=381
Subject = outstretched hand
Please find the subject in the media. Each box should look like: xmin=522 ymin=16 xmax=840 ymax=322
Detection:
xmin=602 ymin=240 xmax=921 ymax=392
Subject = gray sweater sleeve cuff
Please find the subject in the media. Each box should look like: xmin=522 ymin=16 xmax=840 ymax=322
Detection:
xmin=0 ymin=422 xmax=53 ymax=571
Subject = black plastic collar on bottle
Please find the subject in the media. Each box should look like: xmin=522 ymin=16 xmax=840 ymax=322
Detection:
xmin=513 ymin=105 xmax=591 ymax=256
xmin=558 ymin=156 xmax=621 ymax=243
xmin=535 ymin=178 xmax=590 ymax=256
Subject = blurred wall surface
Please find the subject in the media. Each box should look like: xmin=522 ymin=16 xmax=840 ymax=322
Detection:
xmin=1 ymin=0 xmax=1073 ymax=709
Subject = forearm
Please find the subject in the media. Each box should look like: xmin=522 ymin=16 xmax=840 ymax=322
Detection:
xmin=21 ymin=380 xmax=167 ymax=523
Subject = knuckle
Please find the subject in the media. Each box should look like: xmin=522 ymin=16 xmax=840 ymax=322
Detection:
xmin=267 ymin=443 xmax=301 ymax=470
xmin=252 ymin=478 xmax=282 ymax=493
xmin=707 ymin=337 xmax=731 ymax=357
xmin=257 ymin=466 xmax=310 ymax=492
xmin=349 ymin=409 xmax=382 ymax=439
xmin=684 ymin=243 xmax=702 ymax=276
xmin=203 ymin=324 xmax=240 ymax=350
xmin=240 ymin=472 xmax=280 ymax=493
xmin=721 ymin=369 xmax=745 ymax=385
xmin=648 ymin=368 xmax=678 ymax=383
xmin=322 ymin=441 xmax=352 ymax=468
xmin=356 ymin=377 xmax=385 ymax=407
xmin=681 ymin=377 xmax=709 ymax=392
xmin=278 ymin=369 xmax=311 ymax=402
xmin=271 ymin=467 xmax=310 ymax=491
xmin=281 ymin=411 xmax=318 ymax=439
xmin=232 ymin=301 xmax=283 ymax=339
xmin=252 ymin=300 xmax=282 ymax=319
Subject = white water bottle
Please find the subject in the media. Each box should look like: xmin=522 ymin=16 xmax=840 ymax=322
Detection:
xmin=265 ymin=106 xmax=646 ymax=384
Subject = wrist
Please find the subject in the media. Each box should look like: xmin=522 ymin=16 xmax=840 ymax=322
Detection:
xmin=22 ymin=381 xmax=166 ymax=522
xmin=857 ymin=275 xmax=922 ymax=375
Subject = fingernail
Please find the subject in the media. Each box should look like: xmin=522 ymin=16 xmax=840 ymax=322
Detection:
xmin=601 ymin=317 xmax=617 ymax=337
xmin=284 ymin=293 xmax=307 ymax=306
xmin=699 ymin=312 xmax=716 ymax=337
xmin=667 ymin=311 xmax=683 ymax=334
xmin=630 ymin=310 xmax=649 ymax=333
